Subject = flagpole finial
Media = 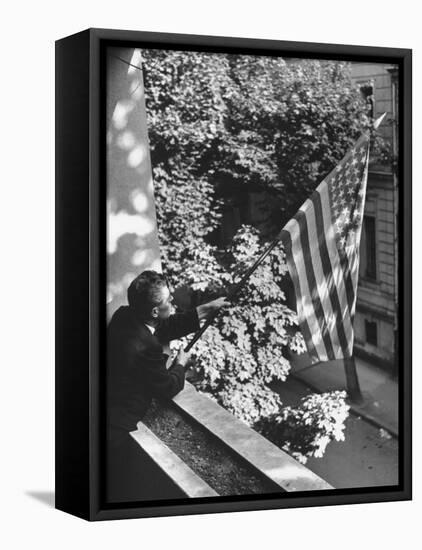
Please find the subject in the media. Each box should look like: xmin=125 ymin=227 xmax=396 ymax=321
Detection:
xmin=373 ymin=112 xmax=387 ymax=130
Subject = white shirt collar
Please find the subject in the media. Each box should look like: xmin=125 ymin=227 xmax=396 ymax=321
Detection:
xmin=144 ymin=323 xmax=156 ymax=335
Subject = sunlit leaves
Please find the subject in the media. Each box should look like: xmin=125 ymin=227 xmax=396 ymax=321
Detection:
xmin=172 ymin=225 xmax=304 ymax=426
xmin=257 ymin=390 xmax=350 ymax=463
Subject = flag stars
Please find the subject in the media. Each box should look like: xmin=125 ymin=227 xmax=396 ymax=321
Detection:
xmin=328 ymin=140 xmax=369 ymax=243
xmin=339 ymin=236 xmax=347 ymax=248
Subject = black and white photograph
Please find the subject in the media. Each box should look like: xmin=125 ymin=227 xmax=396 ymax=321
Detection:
xmin=3 ymin=0 xmax=420 ymax=544
xmin=105 ymin=44 xmax=405 ymax=505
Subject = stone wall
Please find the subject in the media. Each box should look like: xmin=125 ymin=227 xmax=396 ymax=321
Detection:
xmin=106 ymin=47 xmax=162 ymax=321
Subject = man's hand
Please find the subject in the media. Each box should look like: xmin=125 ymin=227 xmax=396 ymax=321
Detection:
xmin=196 ymin=296 xmax=230 ymax=322
xmin=173 ymin=347 xmax=194 ymax=371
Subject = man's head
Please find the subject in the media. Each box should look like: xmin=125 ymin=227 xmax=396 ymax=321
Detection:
xmin=127 ymin=270 xmax=173 ymax=323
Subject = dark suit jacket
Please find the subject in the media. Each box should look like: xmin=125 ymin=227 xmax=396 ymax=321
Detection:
xmin=107 ymin=305 xmax=200 ymax=447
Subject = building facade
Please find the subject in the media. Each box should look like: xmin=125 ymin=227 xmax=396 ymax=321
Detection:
xmin=351 ymin=63 xmax=398 ymax=373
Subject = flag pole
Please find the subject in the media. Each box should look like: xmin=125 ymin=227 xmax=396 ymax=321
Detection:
xmin=344 ymin=356 xmax=363 ymax=403
xmin=184 ymin=233 xmax=282 ymax=352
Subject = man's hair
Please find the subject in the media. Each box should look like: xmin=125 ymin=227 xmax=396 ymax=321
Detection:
xmin=127 ymin=270 xmax=168 ymax=319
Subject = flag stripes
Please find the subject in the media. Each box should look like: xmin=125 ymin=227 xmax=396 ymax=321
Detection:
xmin=280 ymin=229 xmax=320 ymax=360
xmin=293 ymin=210 xmax=336 ymax=359
xmin=312 ymin=190 xmax=353 ymax=355
xmin=303 ymin=196 xmax=350 ymax=356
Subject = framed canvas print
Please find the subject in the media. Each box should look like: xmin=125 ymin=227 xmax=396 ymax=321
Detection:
xmin=55 ymin=28 xmax=412 ymax=521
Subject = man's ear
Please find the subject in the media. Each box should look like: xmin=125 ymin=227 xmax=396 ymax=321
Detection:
xmin=151 ymin=306 xmax=159 ymax=318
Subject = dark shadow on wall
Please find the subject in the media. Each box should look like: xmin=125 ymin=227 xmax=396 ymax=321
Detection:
xmin=25 ymin=490 xmax=55 ymax=508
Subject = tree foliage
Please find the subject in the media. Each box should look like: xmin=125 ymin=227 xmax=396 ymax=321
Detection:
xmin=142 ymin=50 xmax=372 ymax=287
xmin=141 ymin=50 xmax=363 ymax=461
xmin=256 ymin=390 xmax=350 ymax=463
xmin=178 ymin=226 xmax=306 ymax=425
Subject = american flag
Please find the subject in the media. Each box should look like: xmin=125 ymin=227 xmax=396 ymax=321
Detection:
xmin=280 ymin=133 xmax=370 ymax=364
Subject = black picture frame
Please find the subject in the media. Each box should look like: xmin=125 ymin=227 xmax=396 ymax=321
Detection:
xmin=55 ymin=27 xmax=412 ymax=521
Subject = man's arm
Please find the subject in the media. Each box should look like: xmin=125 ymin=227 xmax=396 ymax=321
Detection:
xmin=156 ymin=297 xmax=230 ymax=342
xmin=138 ymin=347 xmax=185 ymax=399
xmin=155 ymin=308 xmax=200 ymax=342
